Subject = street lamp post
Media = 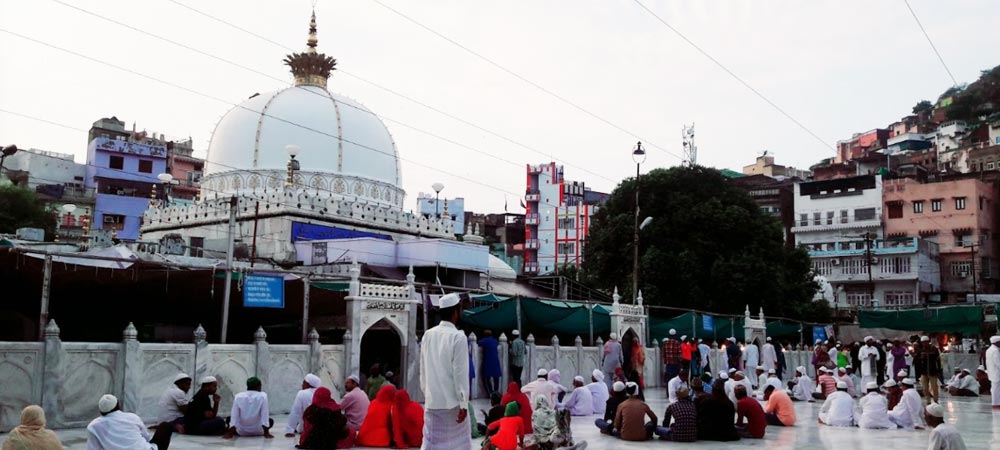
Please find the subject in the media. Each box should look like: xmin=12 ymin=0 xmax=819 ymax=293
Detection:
xmin=157 ymin=173 xmax=175 ymax=206
xmin=432 ymin=183 xmax=445 ymax=218
xmin=285 ymin=145 xmax=301 ymax=188
xmin=966 ymin=242 xmax=979 ymax=304
xmin=631 ymin=141 xmax=646 ymax=303
xmin=0 ymin=144 xmax=18 ymax=176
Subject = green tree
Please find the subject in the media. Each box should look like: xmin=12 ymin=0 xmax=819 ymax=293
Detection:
xmin=582 ymin=166 xmax=825 ymax=321
xmin=912 ymin=100 xmax=933 ymax=114
xmin=0 ymin=185 xmax=56 ymax=239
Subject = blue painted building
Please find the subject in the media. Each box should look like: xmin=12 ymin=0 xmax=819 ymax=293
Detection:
xmin=85 ymin=117 xmax=167 ymax=240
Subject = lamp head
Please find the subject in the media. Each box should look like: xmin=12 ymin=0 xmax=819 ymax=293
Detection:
xmin=62 ymin=204 xmax=77 ymax=213
xmin=1 ymin=144 xmax=17 ymax=157
xmin=432 ymin=182 xmax=445 ymax=194
xmin=285 ymin=144 xmax=301 ymax=158
xmin=639 ymin=216 xmax=653 ymax=230
xmin=632 ymin=141 xmax=646 ymax=164
xmin=157 ymin=173 xmax=174 ymax=183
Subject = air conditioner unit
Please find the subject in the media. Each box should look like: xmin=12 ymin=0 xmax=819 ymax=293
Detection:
xmin=831 ymin=258 xmax=841 ymax=266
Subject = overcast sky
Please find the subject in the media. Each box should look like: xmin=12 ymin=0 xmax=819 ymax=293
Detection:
xmin=2 ymin=0 xmax=999 ymax=212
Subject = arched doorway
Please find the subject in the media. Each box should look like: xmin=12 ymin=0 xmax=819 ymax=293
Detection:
xmin=360 ymin=318 xmax=403 ymax=390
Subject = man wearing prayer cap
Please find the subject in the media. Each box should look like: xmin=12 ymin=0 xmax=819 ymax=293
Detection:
xmin=818 ymin=381 xmax=856 ymax=427
xmin=925 ymin=402 xmax=967 ymax=450
xmin=947 ymin=368 xmax=979 ymax=397
xmin=224 ymin=377 xmax=274 ymax=439
xmin=183 ymin=376 xmax=226 ymax=435
xmin=986 ymin=334 xmax=1000 ymax=409
xmin=858 ymin=335 xmax=880 ymax=389
xmin=594 ymin=381 xmax=629 ymax=434
xmin=587 ymin=369 xmax=610 ymax=415
xmin=883 ymin=379 xmax=903 ymax=410
xmin=889 ymin=378 xmax=925 ymax=429
xmin=914 ymin=335 xmax=942 ymax=404
xmin=88 ymin=394 xmax=174 ymax=450
xmin=521 ymin=369 xmax=557 ymax=408
xmin=975 ymin=365 xmax=991 ymax=397
xmin=603 ymin=332 xmax=625 ymax=389
xmin=857 ymin=381 xmax=893 ymax=429
xmin=558 ymin=375 xmax=594 ymax=416
xmin=157 ymin=373 xmax=192 ymax=431
xmin=662 ymin=329 xmax=682 ymax=386
xmin=419 ymin=291 xmax=471 ymax=448
xmin=787 ymin=366 xmax=814 ymax=402
xmin=340 ymin=374 xmax=370 ymax=430
xmin=761 ymin=336 xmax=778 ymax=376
xmin=510 ymin=329 xmax=526 ymax=386
xmin=284 ymin=373 xmax=322 ymax=437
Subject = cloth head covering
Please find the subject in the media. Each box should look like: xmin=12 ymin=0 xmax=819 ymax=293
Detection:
xmin=991 ymin=335 xmax=1000 ymax=344
xmin=897 ymin=369 xmax=908 ymax=377
xmin=836 ymin=381 xmax=848 ymax=389
xmin=375 ymin=384 xmax=397 ymax=403
xmin=680 ymin=335 xmax=687 ymax=341
xmin=504 ymin=401 xmax=520 ymax=417
xmin=393 ymin=389 xmax=413 ymax=412
xmin=883 ymin=380 xmax=897 ymax=388
xmin=902 ymin=378 xmax=916 ymax=386
xmin=434 ymin=292 xmax=461 ymax=308
xmin=953 ymin=368 xmax=961 ymax=373
xmin=547 ymin=369 xmax=561 ymax=383
xmin=173 ymin=373 xmax=191 ymax=383
xmin=200 ymin=376 xmax=217 ymax=385
xmin=304 ymin=373 xmax=321 ymax=388
xmin=592 ymin=369 xmax=605 ymax=382
xmin=99 ymin=394 xmax=118 ymax=413
xmin=837 ymin=367 xmax=846 ymax=373
xmin=4 ymin=405 xmax=63 ymax=450
xmin=735 ymin=371 xmax=745 ymax=377
xmin=385 ymin=371 xmax=394 ymax=378
xmin=729 ymin=368 xmax=737 ymax=374
xmin=864 ymin=336 xmax=874 ymax=342
xmin=961 ymin=368 xmax=970 ymax=374
xmin=537 ymin=369 xmax=549 ymax=377
xmin=920 ymin=336 xmax=930 ymax=342
xmin=512 ymin=330 xmax=520 ymax=336
xmin=669 ymin=329 xmax=677 ymax=336
xmin=886 ymin=343 xmax=893 ymax=348
xmin=531 ymin=395 xmax=557 ymax=442
xmin=718 ymin=371 xmax=729 ymax=380
xmin=766 ymin=336 xmax=772 ymax=342
xmin=979 ymin=365 xmax=987 ymax=372
xmin=925 ymin=402 xmax=944 ymax=418
xmin=347 ymin=374 xmax=360 ymax=384
xmin=573 ymin=375 xmax=585 ymax=384
xmin=865 ymin=381 xmax=878 ymax=390
xmin=609 ymin=332 xmax=618 ymax=340
xmin=768 ymin=369 xmax=776 ymax=375
xmin=613 ymin=381 xmax=626 ymax=392
xmin=312 ymin=387 xmax=340 ymax=411
xmin=756 ymin=365 xmax=765 ymax=371
xmin=815 ymin=339 xmax=822 ymax=344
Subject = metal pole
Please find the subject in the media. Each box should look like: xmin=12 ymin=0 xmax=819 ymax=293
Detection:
xmin=250 ymin=201 xmax=260 ymax=267
xmin=220 ymin=195 xmax=237 ymax=344
xmin=422 ymin=285 xmax=430 ymax=333
xmin=970 ymin=243 xmax=978 ymax=304
xmin=866 ymin=232 xmax=875 ymax=308
xmin=588 ymin=301 xmax=594 ymax=346
xmin=516 ymin=296 xmax=523 ymax=336
xmin=38 ymin=254 xmax=52 ymax=341
xmin=301 ymin=276 xmax=311 ymax=343
xmin=435 ymin=192 xmax=440 ymax=218
xmin=632 ymin=161 xmax=640 ymax=303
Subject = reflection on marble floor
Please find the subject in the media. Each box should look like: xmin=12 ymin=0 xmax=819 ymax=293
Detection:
xmin=17 ymin=388 xmax=1000 ymax=449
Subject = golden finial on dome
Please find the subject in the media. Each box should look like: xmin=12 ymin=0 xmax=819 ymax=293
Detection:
xmin=283 ymin=9 xmax=337 ymax=88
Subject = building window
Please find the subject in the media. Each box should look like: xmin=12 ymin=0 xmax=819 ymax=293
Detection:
xmin=884 ymin=291 xmax=915 ymax=307
xmin=913 ymin=201 xmax=924 ymax=214
xmin=189 ymin=237 xmax=204 ymax=257
xmin=854 ymin=207 xmax=876 ymax=221
xmin=558 ymin=218 xmax=575 ymax=229
xmin=826 ymin=211 xmax=834 ymax=225
xmin=558 ymin=242 xmax=575 ymax=254
xmin=880 ymin=257 xmax=911 ymax=274
xmin=887 ymin=203 xmax=903 ymax=219
xmin=813 ymin=259 xmax=833 ymax=276
xmin=109 ymin=155 xmax=124 ymax=170
xmin=813 ymin=212 xmax=821 ymax=226
xmin=982 ymin=256 xmax=992 ymax=279
xmin=846 ymin=291 xmax=872 ymax=308
xmin=955 ymin=197 xmax=966 ymax=210
xmin=931 ymin=199 xmax=942 ymax=212
xmin=950 ymin=261 xmax=972 ymax=277
xmin=799 ymin=214 xmax=808 ymax=227
xmin=842 ymin=258 xmax=868 ymax=275
xmin=840 ymin=210 xmax=848 ymax=223
xmin=138 ymin=159 xmax=153 ymax=173
xmin=102 ymin=214 xmax=125 ymax=231
xmin=988 ymin=162 xmax=995 ymax=170
xmin=955 ymin=233 xmax=973 ymax=247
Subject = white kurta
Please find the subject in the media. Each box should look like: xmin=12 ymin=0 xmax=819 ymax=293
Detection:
xmin=987 ymin=344 xmax=1000 ymax=406
xmin=230 ymin=391 xmax=270 ymax=436
xmin=944 ymin=374 xmax=960 ymax=388
xmin=586 ymin=382 xmax=609 ymax=415
xmin=889 ymin=389 xmax=925 ymax=429
xmin=284 ymin=387 xmax=316 ymax=434
xmin=885 ymin=351 xmax=895 ymax=376
xmin=743 ymin=345 xmax=760 ymax=386
xmin=156 ymin=385 xmax=188 ymax=423
xmin=522 ymin=378 xmax=557 ymax=407
xmin=956 ymin=375 xmax=979 ymax=394
xmin=698 ymin=343 xmax=711 ymax=368
xmin=667 ymin=376 xmax=689 ymax=405
xmin=818 ymin=391 xmax=855 ymax=427
xmin=559 ymin=386 xmax=594 ymax=416
xmin=857 ymin=392 xmax=894 ymax=429
xmin=927 ymin=423 xmax=967 ymax=450
xmin=838 ymin=375 xmax=857 ymax=398
xmin=419 ymin=320 xmax=470 ymax=410
xmin=790 ymin=375 xmax=815 ymax=401
xmin=760 ymin=343 xmax=778 ymax=371
xmin=86 ymin=411 xmax=155 ymax=450
xmin=858 ymin=345 xmax=881 ymax=382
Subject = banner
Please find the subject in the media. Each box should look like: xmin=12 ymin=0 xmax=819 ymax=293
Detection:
xmin=243 ymin=274 xmax=285 ymax=308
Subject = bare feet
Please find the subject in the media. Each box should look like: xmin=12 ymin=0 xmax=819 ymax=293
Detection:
xmin=264 ymin=433 xmax=274 ymax=439
xmin=285 ymin=433 xmax=296 ymax=438
xmin=222 ymin=430 xmax=237 ymax=440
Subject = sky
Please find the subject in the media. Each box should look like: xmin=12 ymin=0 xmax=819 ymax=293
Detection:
xmin=2 ymin=0 xmax=999 ymax=213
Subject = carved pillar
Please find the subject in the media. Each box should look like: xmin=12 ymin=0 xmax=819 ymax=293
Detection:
xmin=308 ymin=328 xmax=322 ymax=375
xmin=343 ymin=329 xmax=355 ymax=381
xmin=41 ymin=320 xmax=64 ymax=427
xmin=551 ymin=335 xmax=561 ymax=390
xmin=121 ymin=323 xmax=141 ymax=414
xmin=526 ymin=334 xmax=536 ymax=384
xmin=192 ymin=325 xmax=209 ymax=389
xmin=499 ymin=333 xmax=510 ymax=390
xmin=651 ymin=339 xmax=660 ymax=388
xmin=254 ymin=327 xmax=270 ymax=388
xmin=574 ymin=336 xmax=583 ymax=377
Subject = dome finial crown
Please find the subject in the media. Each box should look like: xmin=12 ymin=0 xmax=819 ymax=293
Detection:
xmin=284 ymin=9 xmax=336 ymax=88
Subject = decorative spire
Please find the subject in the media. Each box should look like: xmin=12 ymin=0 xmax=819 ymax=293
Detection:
xmin=283 ymin=10 xmax=337 ymax=88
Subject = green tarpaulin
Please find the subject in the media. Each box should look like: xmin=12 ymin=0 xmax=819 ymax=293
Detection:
xmin=859 ymin=305 xmax=983 ymax=335
xmin=649 ymin=313 xmax=747 ymax=341
xmin=311 ymin=281 xmax=350 ymax=292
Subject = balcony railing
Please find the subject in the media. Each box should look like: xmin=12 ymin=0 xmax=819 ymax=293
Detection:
xmin=793 ymin=214 xmax=882 ymax=232
xmin=525 ymin=189 xmax=540 ymax=202
xmin=807 ymin=237 xmax=920 ymax=257
xmin=525 ymin=214 xmax=539 ymax=225
xmin=524 ymin=262 xmax=539 ymax=273
xmin=525 ymin=239 xmax=539 ymax=249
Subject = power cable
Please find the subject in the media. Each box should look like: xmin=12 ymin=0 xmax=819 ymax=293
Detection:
xmin=901 ymin=0 xmax=959 ymax=87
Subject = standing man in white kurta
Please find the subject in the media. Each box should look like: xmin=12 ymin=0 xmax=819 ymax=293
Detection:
xmin=858 ymin=336 xmax=881 ymax=388
xmin=420 ymin=293 xmax=471 ymax=449
xmin=742 ymin=339 xmax=760 ymax=388
xmin=986 ymin=335 xmax=1000 ymax=410
xmin=761 ymin=337 xmax=778 ymax=374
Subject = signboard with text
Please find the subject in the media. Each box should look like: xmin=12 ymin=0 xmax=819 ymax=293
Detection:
xmin=243 ymin=274 xmax=285 ymax=308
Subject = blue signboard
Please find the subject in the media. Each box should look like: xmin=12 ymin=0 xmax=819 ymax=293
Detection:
xmin=701 ymin=314 xmax=714 ymax=332
xmin=291 ymin=221 xmax=392 ymax=242
xmin=812 ymin=326 xmax=827 ymax=344
xmin=243 ymin=275 xmax=285 ymax=308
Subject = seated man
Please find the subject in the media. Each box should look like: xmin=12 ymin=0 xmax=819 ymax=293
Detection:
xmin=818 ymin=381 xmax=855 ymax=427
xmin=696 ymin=380 xmax=739 ymax=442
xmin=976 ymin=365 xmax=991 ymax=396
xmin=763 ymin=385 xmax=796 ymax=427
xmin=787 ymin=366 xmax=815 ymax=402
xmin=594 ymin=381 xmax=627 ymax=434
xmin=586 ymin=370 xmax=610 ymax=416
xmin=857 ymin=382 xmax=894 ymax=429
xmin=286 ymin=373 xmax=322 ymax=437
xmin=157 ymin=373 xmax=191 ymax=433
xmin=734 ymin=385 xmax=766 ymax=438
xmin=655 ymin=386 xmax=697 ymax=442
xmin=944 ymin=368 xmax=962 ymax=390
xmin=836 ymin=367 xmax=857 ymax=397
xmin=522 ymin=369 xmax=557 ymax=407
xmin=667 ymin=370 xmax=689 ymax=405
xmin=889 ymin=378 xmax=926 ymax=430
xmin=947 ymin=369 xmax=979 ymax=397
xmin=183 ymin=376 xmax=226 ymax=435
xmin=88 ymin=394 xmax=172 ymax=450
xmin=611 ymin=383 xmax=657 ymax=441
xmin=813 ymin=367 xmax=838 ymax=400
xmin=558 ymin=376 xmax=594 ymax=416
xmin=925 ymin=402 xmax=968 ymax=450
xmin=223 ymin=377 xmax=274 ymax=439
xmin=339 ymin=374 xmax=370 ymax=431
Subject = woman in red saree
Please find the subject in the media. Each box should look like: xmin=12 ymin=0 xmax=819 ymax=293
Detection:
xmin=499 ymin=381 xmax=532 ymax=434
xmin=390 ymin=389 xmax=423 ymax=448
xmin=356 ymin=385 xmax=396 ymax=447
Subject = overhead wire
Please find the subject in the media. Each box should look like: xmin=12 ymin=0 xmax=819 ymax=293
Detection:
xmin=901 ymin=0 xmax=959 ymax=87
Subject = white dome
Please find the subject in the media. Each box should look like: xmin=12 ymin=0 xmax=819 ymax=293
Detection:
xmin=205 ymin=85 xmax=401 ymax=189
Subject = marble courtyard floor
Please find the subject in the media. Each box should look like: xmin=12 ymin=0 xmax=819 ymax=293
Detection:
xmin=27 ymin=388 xmax=1000 ymax=449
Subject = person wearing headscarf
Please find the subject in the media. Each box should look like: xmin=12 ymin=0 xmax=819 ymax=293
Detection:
xmin=483 ymin=403 xmax=525 ymax=450
xmin=339 ymin=375 xmax=370 ymax=431
xmin=558 ymin=376 xmax=593 ymax=416
xmin=298 ymin=387 xmax=353 ymax=450
xmin=631 ymin=337 xmax=646 ymax=388
xmin=531 ymin=395 xmax=561 ymax=447
xmin=391 ymin=389 xmax=424 ymax=448
xmin=501 ymin=381 xmax=532 ymax=434
xmin=366 ymin=364 xmax=387 ymax=401
xmin=695 ymin=379 xmax=739 ymax=441
xmin=286 ymin=373 xmax=323 ymax=437
xmin=224 ymin=377 xmax=273 ymax=439
xmin=925 ymin=402 xmax=967 ymax=450
xmin=87 ymin=394 xmax=172 ymax=450
xmin=183 ymin=376 xmax=226 ymax=435
xmin=546 ymin=369 xmax=567 ymax=402
xmin=1 ymin=405 xmax=64 ymax=450
xmin=356 ymin=385 xmax=396 ymax=447
xmin=602 ymin=333 xmax=624 ymax=389
xmin=585 ymin=370 xmax=609 ymax=416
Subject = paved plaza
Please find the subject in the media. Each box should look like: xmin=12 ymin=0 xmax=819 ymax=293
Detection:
xmin=24 ymin=388 xmax=996 ymax=450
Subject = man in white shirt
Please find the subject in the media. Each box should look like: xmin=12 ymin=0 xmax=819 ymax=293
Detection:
xmin=742 ymin=339 xmax=760 ymax=387
xmin=697 ymin=339 xmax=712 ymax=375
xmin=586 ymin=369 xmax=610 ymax=416
xmin=817 ymin=381 xmax=855 ymax=427
xmin=224 ymin=377 xmax=273 ymax=439
xmin=559 ymin=376 xmax=594 ymax=416
xmin=986 ymin=335 xmax=1000 ymax=410
xmin=925 ymin=402 xmax=967 ymax=450
xmin=522 ymin=369 xmax=558 ymax=407
xmin=420 ymin=292 xmax=471 ymax=448
xmin=944 ymin=368 xmax=962 ymax=389
xmin=725 ymin=371 xmax=753 ymax=406
xmin=88 ymin=394 xmax=173 ymax=450
xmin=947 ymin=369 xmax=979 ymax=397
xmin=889 ymin=378 xmax=925 ymax=429
xmin=858 ymin=336 xmax=881 ymax=387
xmin=857 ymin=382 xmax=894 ymax=429
xmin=761 ymin=337 xmax=778 ymax=373
xmin=156 ymin=373 xmax=191 ymax=432
xmin=667 ymin=370 xmax=689 ymax=405
xmin=284 ymin=373 xmax=321 ymax=437
xmin=787 ymin=366 xmax=815 ymax=402
xmin=759 ymin=369 xmax=783 ymax=398
xmin=836 ymin=367 xmax=857 ymax=397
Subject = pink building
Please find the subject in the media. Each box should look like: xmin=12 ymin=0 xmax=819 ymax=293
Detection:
xmin=883 ymin=177 xmax=996 ymax=303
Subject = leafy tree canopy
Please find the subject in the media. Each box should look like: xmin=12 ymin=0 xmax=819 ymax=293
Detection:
xmin=582 ymin=166 xmax=827 ymax=322
xmin=912 ymin=100 xmax=933 ymax=114
xmin=945 ymin=65 xmax=1000 ymax=121
xmin=0 ymin=184 xmax=56 ymax=239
